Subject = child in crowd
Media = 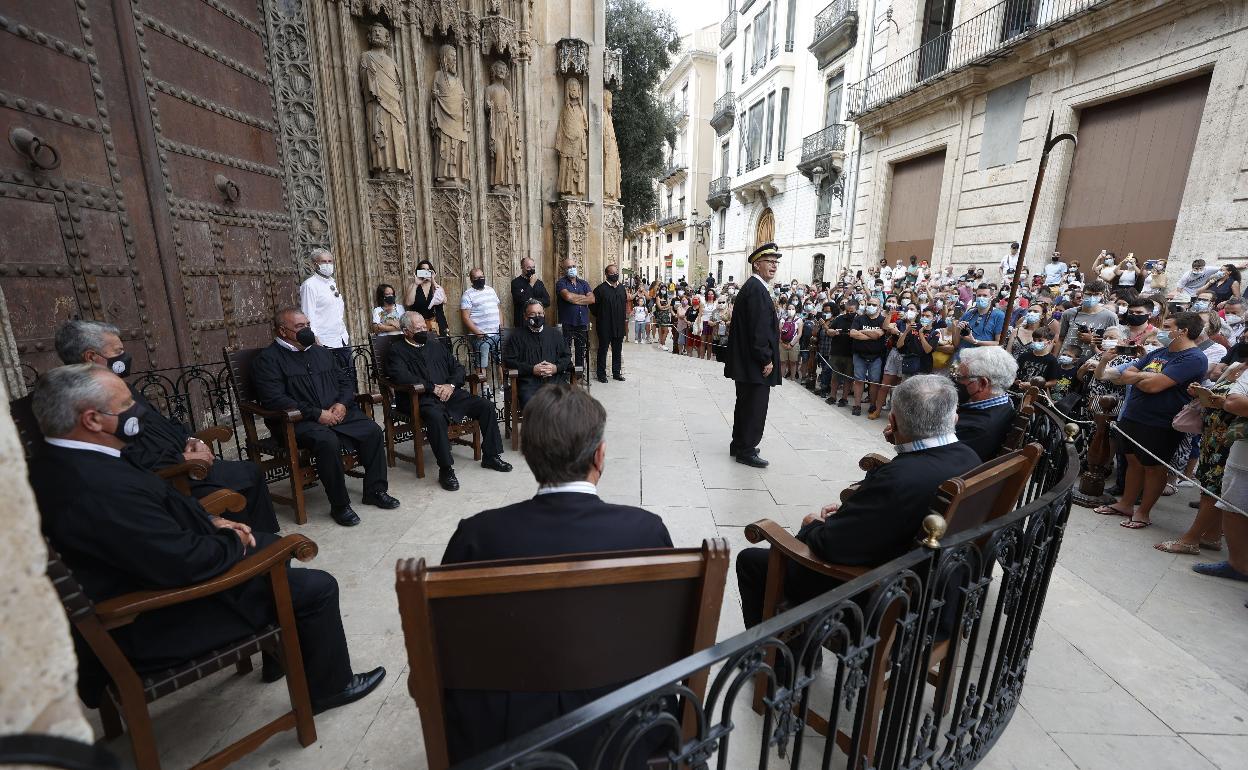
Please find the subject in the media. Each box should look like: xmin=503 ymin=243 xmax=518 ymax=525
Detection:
xmin=1049 ymin=343 xmax=1084 ymax=400
xmin=1014 ymin=327 xmax=1058 ymax=389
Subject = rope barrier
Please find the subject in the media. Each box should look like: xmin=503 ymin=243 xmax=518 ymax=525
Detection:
xmin=1106 ymin=422 xmax=1244 ymax=514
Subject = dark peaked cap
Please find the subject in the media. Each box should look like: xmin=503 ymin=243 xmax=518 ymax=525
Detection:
xmin=748 ymin=242 xmax=782 ymax=263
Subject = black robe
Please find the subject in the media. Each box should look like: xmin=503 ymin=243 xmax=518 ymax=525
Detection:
xmin=510 ymin=276 xmax=551 ymax=326
xmin=724 ymin=276 xmax=781 ymax=386
xmin=385 ymin=337 xmax=470 ymax=417
xmin=251 ymin=341 xmax=374 ymax=441
xmin=591 ymin=281 xmax=628 ymax=340
xmin=501 ymin=326 xmax=572 ymax=406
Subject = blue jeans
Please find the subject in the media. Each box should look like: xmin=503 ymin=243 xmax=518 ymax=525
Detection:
xmin=852 ymin=354 xmax=883 ymax=384
xmin=472 ymin=333 xmax=501 ymax=369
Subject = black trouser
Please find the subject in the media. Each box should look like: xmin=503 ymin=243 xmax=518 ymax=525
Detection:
xmin=735 ymin=547 xmax=842 ymax=628
xmin=596 ymin=335 xmax=624 ymax=379
xmin=295 ymin=418 xmax=387 ymax=508
xmin=730 ymin=381 xmax=770 ymax=457
xmin=420 ymin=392 xmax=504 ymax=469
xmin=563 ymin=324 xmax=588 ymax=369
xmin=191 ymin=459 xmax=279 ymax=533
xmin=331 ymin=346 xmax=353 ymax=372
xmin=283 ymin=567 xmax=355 ymax=700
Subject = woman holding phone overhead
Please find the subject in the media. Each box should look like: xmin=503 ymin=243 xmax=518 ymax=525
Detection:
xmin=405 ymin=259 xmax=450 ymax=340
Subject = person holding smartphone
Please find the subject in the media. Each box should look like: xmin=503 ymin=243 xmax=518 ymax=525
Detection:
xmin=405 ymin=259 xmax=450 ymax=339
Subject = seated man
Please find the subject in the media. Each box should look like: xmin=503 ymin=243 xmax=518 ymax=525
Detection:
xmin=386 ymin=312 xmax=512 ymax=491
xmin=953 ymin=346 xmax=1019 ymax=461
xmin=440 ymin=383 xmax=672 ymax=762
xmin=736 ymin=375 xmax=982 ymax=628
xmin=54 ymin=319 xmax=279 ymax=534
xmin=28 ymin=364 xmax=385 ymax=713
xmin=501 ymin=299 xmax=572 ymax=408
xmin=253 ymin=308 xmax=399 ymax=526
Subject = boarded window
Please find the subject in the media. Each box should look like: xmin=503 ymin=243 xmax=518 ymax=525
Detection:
xmin=1056 ymin=74 xmax=1211 ymax=261
xmin=883 ymin=150 xmax=947 ymax=265
xmin=979 ymin=77 xmax=1030 ymax=170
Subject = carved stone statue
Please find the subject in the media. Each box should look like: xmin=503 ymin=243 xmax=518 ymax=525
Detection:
xmin=359 ymin=24 xmax=409 ymax=175
xmin=556 ymin=77 xmax=588 ymax=198
xmin=431 ymin=44 xmax=470 ymax=184
xmin=484 ymin=60 xmax=519 ymax=189
xmin=603 ymin=89 xmax=621 ymax=202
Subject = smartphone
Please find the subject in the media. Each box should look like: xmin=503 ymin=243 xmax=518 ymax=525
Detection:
xmin=1143 ymin=260 xmax=1157 ymax=270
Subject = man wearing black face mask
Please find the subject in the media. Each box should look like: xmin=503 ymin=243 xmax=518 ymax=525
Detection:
xmin=503 ymin=299 xmax=572 ymax=407
xmin=54 ymin=320 xmax=280 ymax=534
xmin=591 ymin=263 xmax=629 ymax=382
xmin=510 ymin=257 xmax=551 ymax=327
xmin=253 ymin=308 xmax=398 ymax=526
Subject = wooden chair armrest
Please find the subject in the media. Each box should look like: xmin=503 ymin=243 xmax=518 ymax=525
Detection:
xmin=471 ymin=372 xmax=488 ymax=384
xmin=94 ymin=534 xmax=318 ymax=628
xmin=381 ymin=377 xmax=425 ymax=396
xmin=507 ymin=368 xmax=519 ymax=378
xmin=858 ymin=453 xmax=892 ymax=472
xmin=199 ymin=489 xmax=246 ymax=516
xmin=839 ymin=483 xmax=862 ymax=504
xmin=241 ymin=402 xmax=303 ymax=423
xmin=355 ymin=393 xmax=382 ymax=407
xmin=157 ymin=459 xmax=211 ymax=483
xmin=193 ymin=424 xmax=233 ymax=445
xmin=743 ymin=519 xmax=868 ymax=582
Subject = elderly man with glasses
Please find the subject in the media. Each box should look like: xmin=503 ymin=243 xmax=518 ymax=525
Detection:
xmin=724 ymin=242 xmax=783 ymax=468
xmin=953 ymin=346 xmax=1019 ymax=462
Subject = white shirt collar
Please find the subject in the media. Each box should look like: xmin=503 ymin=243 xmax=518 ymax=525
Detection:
xmin=748 ymin=273 xmax=768 ymax=288
xmin=535 ymin=481 xmax=598 ymax=496
xmin=45 ymin=437 xmax=121 ymax=458
xmin=275 ymin=336 xmax=300 ymax=352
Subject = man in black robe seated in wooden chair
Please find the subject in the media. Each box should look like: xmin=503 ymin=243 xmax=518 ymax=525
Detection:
xmin=55 ymin=319 xmax=280 ymax=534
xmin=27 ymin=364 xmax=385 ymax=712
xmin=735 ymin=375 xmax=982 ymax=627
xmin=253 ymin=308 xmax=399 ymax=526
xmin=386 ymin=311 xmax=512 ymax=491
xmin=502 ymin=299 xmax=573 ymax=408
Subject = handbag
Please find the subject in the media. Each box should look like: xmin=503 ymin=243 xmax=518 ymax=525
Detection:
xmin=1172 ymin=399 xmax=1204 ymax=434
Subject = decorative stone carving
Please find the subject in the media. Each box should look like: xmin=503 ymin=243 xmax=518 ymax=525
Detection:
xmin=367 ymin=177 xmax=417 ymax=277
xmin=480 ymin=12 xmax=519 ymax=57
xmin=517 ymin=29 xmax=532 ymax=61
xmin=603 ymin=47 xmax=623 ymax=87
xmin=431 ymin=44 xmax=470 ymax=185
xmin=603 ymin=202 xmax=624 ymax=269
xmin=556 ymin=77 xmax=588 ymax=199
xmin=460 ymin=9 xmax=479 ymax=46
xmin=431 ymin=186 xmax=472 ymax=283
xmin=551 ymin=199 xmax=592 ymax=273
xmin=420 ymin=0 xmax=461 ymax=39
xmin=360 ymin=24 xmax=410 ymax=175
xmin=341 ymin=0 xmax=404 ymax=22
xmin=487 ymin=192 xmax=519 ymax=280
xmin=557 ymin=38 xmax=590 ymax=77
xmin=485 ymin=60 xmax=519 ymax=190
xmin=603 ymin=89 xmax=621 ymax=202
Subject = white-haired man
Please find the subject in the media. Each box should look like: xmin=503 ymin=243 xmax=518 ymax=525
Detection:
xmin=736 ymin=375 xmax=982 ymax=627
xmin=954 ymin=346 xmax=1019 ymax=462
xmin=300 ymin=247 xmax=352 ymax=370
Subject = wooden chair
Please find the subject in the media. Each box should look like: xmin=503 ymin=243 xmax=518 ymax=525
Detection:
xmin=744 ymin=445 xmax=1041 ymax=766
xmin=47 ymin=534 xmax=321 ymax=770
xmin=395 ymin=539 xmax=731 ymax=770
xmin=368 ymin=334 xmax=482 ymax=478
xmin=9 ymin=394 xmax=243 ymax=515
xmin=503 ymin=365 xmax=582 ymax=451
xmin=224 ymin=347 xmax=382 ymax=524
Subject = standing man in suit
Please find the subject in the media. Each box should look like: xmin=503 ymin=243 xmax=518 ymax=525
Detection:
xmin=591 ymin=263 xmax=629 ymax=383
xmin=725 ymin=242 xmax=782 ymax=468
xmin=510 ymin=257 xmax=550 ymax=327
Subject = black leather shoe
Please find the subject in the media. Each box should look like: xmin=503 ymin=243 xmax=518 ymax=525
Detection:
xmin=261 ymin=653 xmax=285 ymax=683
xmin=736 ymin=452 xmax=769 ymax=468
xmin=311 ymin=666 xmax=386 ymax=715
xmin=438 ymin=468 xmax=460 ymax=491
xmin=596 ymin=376 xmax=608 ymax=383
xmin=362 ymin=491 xmax=400 ymax=509
xmin=482 ymin=454 xmax=513 ymax=472
xmin=330 ymin=505 xmax=360 ymax=527
xmin=612 ymin=374 xmax=626 ymax=381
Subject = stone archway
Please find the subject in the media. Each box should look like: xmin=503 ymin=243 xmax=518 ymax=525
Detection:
xmin=755 ymin=207 xmax=775 ymax=247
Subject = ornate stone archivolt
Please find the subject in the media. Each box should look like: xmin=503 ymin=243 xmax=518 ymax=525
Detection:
xmin=419 ymin=0 xmax=463 ymax=39
xmin=367 ymin=178 xmax=417 ymax=278
xmin=551 ymin=199 xmax=592 ymax=273
xmin=557 ymin=38 xmax=590 ymax=77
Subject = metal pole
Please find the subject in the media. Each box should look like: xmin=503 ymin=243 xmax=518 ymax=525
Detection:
xmin=998 ymin=114 xmax=1076 ymax=344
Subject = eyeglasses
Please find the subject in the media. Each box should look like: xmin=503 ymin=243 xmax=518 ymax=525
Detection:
xmin=755 ymin=258 xmax=780 ymax=266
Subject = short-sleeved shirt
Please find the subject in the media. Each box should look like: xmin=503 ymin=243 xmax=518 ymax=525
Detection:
xmin=1015 ymin=350 xmax=1057 ymax=384
xmin=460 ymin=286 xmax=501 ymax=334
xmin=1118 ymin=346 xmax=1210 ymax=427
xmin=851 ymin=314 xmax=886 ymax=357
xmin=960 ymin=308 xmax=1005 ymax=348
xmin=1059 ymin=307 xmax=1119 ymax=355
xmin=371 ymin=303 xmax=405 ymax=335
xmin=555 ymin=276 xmax=592 ymax=326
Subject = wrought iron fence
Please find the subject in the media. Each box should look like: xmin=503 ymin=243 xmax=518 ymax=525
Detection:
xmin=745 ymin=157 xmax=761 ymax=172
xmin=848 ymin=0 xmax=1109 ymax=116
xmin=457 ymin=403 xmax=1078 ymax=770
xmin=801 ymin=123 xmax=847 ymax=161
xmin=712 ymin=93 xmax=737 ymax=126
xmin=720 ymin=14 xmax=737 ymax=48
xmin=812 ymin=0 xmax=858 ymax=48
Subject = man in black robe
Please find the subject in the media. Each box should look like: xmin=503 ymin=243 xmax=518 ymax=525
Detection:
xmin=441 ymin=383 xmax=672 ymax=765
xmin=501 ymin=299 xmax=572 ymax=407
xmin=252 ymin=308 xmax=399 ymax=526
xmin=724 ymin=242 xmax=782 ymax=468
xmin=27 ymin=364 xmax=385 ymax=713
xmin=386 ymin=312 xmax=512 ymax=491
xmin=54 ymin=319 xmax=279 ymax=533
xmin=591 ymin=263 xmax=628 ymax=383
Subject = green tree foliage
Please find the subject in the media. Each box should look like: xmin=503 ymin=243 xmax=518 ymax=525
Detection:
xmin=606 ymin=0 xmax=682 ymax=229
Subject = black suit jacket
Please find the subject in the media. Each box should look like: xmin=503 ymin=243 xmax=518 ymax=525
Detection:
xmin=724 ymin=275 xmax=781 ymax=386
xmin=440 ymin=493 xmax=673 ymax=764
xmin=385 ymin=337 xmax=467 ymax=416
xmin=955 ymin=402 xmax=1017 ymax=462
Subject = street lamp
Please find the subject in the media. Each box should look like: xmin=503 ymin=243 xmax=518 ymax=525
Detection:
xmin=690 ymin=207 xmax=712 ymax=285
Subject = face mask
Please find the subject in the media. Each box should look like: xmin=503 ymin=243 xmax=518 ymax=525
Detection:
xmin=1080 ymin=297 xmax=1097 ymax=309
xmin=1124 ymin=312 xmax=1148 ymax=326
xmin=1192 ymin=301 xmax=1211 ymax=313
xmin=1052 ymin=256 xmax=1060 ymax=262
xmin=523 ymin=268 xmax=536 ymax=278
xmin=383 ymin=295 xmax=396 ymax=306
xmin=678 ymin=291 xmax=685 ymax=297
xmin=1030 ymin=341 xmax=1047 ymax=352
xmin=866 ymin=305 xmax=880 ymax=316
xmin=955 ymin=381 xmax=972 ymax=405
xmin=526 ymin=316 xmax=544 ymax=332
xmin=854 ymin=293 xmax=864 ymax=301
xmin=1025 ymin=312 xmax=1041 ymax=325
xmin=103 ymin=351 xmax=132 ymax=378
xmin=803 ymin=304 xmax=814 ymax=313
xmin=920 ymin=316 xmax=933 ymax=327
xmin=975 ymin=297 xmax=990 ymax=310
xmin=606 ymin=272 xmax=619 ymax=282
xmin=410 ymin=330 xmax=429 ymax=345
xmin=470 ymin=277 xmax=486 ymax=290
xmin=1100 ymin=338 xmax=1118 ymax=351
xmin=295 ymin=327 xmax=317 ymax=348
xmin=316 ymin=263 xmax=334 ymax=277
xmin=101 ymin=400 xmax=145 ymax=441
xmin=1116 ymin=305 xmax=1127 ymax=315
xmin=904 ymin=310 xmax=917 ymax=321
xmin=786 ymin=309 xmax=795 ymax=318
xmin=566 ymin=267 xmax=578 ymax=278
xmin=823 ymin=312 xmax=832 ymax=319
xmin=1226 ymin=314 xmax=1243 ymax=327
xmin=417 ymin=268 xmax=433 ymax=280
xmin=918 ymin=293 xmax=928 ymax=301
xmin=1155 ymin=330 xmax=1172 ymax=347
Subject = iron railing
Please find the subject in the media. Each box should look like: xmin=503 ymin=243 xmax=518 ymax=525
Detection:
xmin=717 ymin=229 xmax=726 ymax=249
xmin=658 ymin=212 xmax=684 ymax=228
xmin=708 ymin=176 xmax=731 ymax=208
xmin=459 ymin=404 xmax=1079 ymax=770
xmin=720 ymin=14 xmax=737 ymax=48
xmin=661 ymin=154 xmax=688 ymax=181
xmin=848 ymin=0 xmax=1109 ymax=116
xmin=814 ymin=211 xmax=831 ymax=238
xmin=812 ymin=0 xmax=858 ymax=48
xmin=801 ymin=123 xmax=847 ymax=161
xmin=751 ymin=50 xmax=768 ymax=75
xmin=711 ymin=93 xmax=737 ymax=134
xmin=745 ymin=156 xmax=761 ymax=172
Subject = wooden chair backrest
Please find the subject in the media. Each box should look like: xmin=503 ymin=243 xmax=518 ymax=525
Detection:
xmin=223 ymin=346 xmax=264 ymax=407
xmin=935 ymin=443 xmax=1041 ymax=537
xmin=396 ymin=539 xmax=730 ymax=770
xmin=1000 ymin=387 xmax=1038 ymax=455
xmin=9 ymin=394 xmax=42 ymax=458
xmin=369 ymin=334 xmax=397 ymax=387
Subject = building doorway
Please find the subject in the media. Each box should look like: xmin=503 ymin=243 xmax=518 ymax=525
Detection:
xmin=883 ymin=150 xmax=946 ymax=265
xmin=755 ymin=207 xmax=775 ymax=247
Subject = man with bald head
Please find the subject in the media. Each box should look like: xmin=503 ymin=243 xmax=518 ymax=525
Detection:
xmin=252 ymin=307 xmax=398 ymax=526
xmin=510 ymin=256 xmax=550 ymax=327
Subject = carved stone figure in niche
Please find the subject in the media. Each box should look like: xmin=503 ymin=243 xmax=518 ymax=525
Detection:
xmin=603 ymin=89 xmax=621 ymax=202
xmin=484 ymin=60 xmax=519 ymax=190
xmin=431 ymin=44 xmax=471 ymax=184
xmin=556 ymin=78 xmax=588 ymax=198
xmin=360 ymin=24 xmax=410 ymax=175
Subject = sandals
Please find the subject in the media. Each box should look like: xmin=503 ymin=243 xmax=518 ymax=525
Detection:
xmin=1161 ymin=483 xmax=1177 ymax=497
xmin=1154 ymin=540 xmax=1199 ymax=555
xmin=1200 ymin=540 xmax=1224 ymax=552
xmin=1120 ymin=519 xmax=1152 ymax=529
xmin=1093 ymin=505 xmax=1132 ymax=517
xmin=1191 ymin=561 xmax=1248 ymax=582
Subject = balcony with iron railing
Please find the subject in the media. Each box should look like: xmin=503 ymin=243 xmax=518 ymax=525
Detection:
xmin=848 ymin=0 xmax=1111 ymax=119
xmin=658 ymin=210 xmax=685 ymax=229
xmin=797 ymin=122 xmax=847 ymax=180
xmin=710 ymin=93 xmax=736 ymax=136
xmin=719 ymin=13 xmax=736 ymax=48
xmin=659 ymin=153 xmax=688 ymax=186
xmin=810 ymin=0 xmax=858 ymax=69
xmin=749 ymin=50 xmax=767 ymax=76
xmin=706 ymin=175 xmax=731 ymax=211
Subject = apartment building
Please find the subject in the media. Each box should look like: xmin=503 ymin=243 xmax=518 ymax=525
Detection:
xmin=627 ymin=24 xmax=719 ymax=285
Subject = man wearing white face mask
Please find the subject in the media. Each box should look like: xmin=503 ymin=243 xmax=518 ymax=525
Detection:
xmin=849 ymin=299 xmax=887 ymax=417
xmin=300 ymin=248 xmax=352 ymax=370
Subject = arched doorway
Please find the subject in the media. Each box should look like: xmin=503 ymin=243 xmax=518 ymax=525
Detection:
xmin=754 ymin=207 xmax=775 ymax=247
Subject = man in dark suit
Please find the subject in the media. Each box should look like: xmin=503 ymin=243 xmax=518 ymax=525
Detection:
xmin=252 ymin=308 xmax=399 ymax=526
xmin=502 ymin=299 xmax=573 ymax=407
xmin=55 ymin=319 xmax=279 ymax=534
xmin=591 ymin=263 xmax=629 ymax=382
xmin=510 ymin=257 xmax=551 ymax=327
xmin=736 ymin=375 xmax=982 ymax=627
xmin=27 ymin=364 xmax=385 ymax=713
xmin=724 ymin=242 xmax=783 ymax=467
xmin=440 ymin=383 xmax=672 ymax=762
xmin=386 ymin=312 xmax=512 ymax=491
xmin=953 ymin=347 xmax=1018 ymax=462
